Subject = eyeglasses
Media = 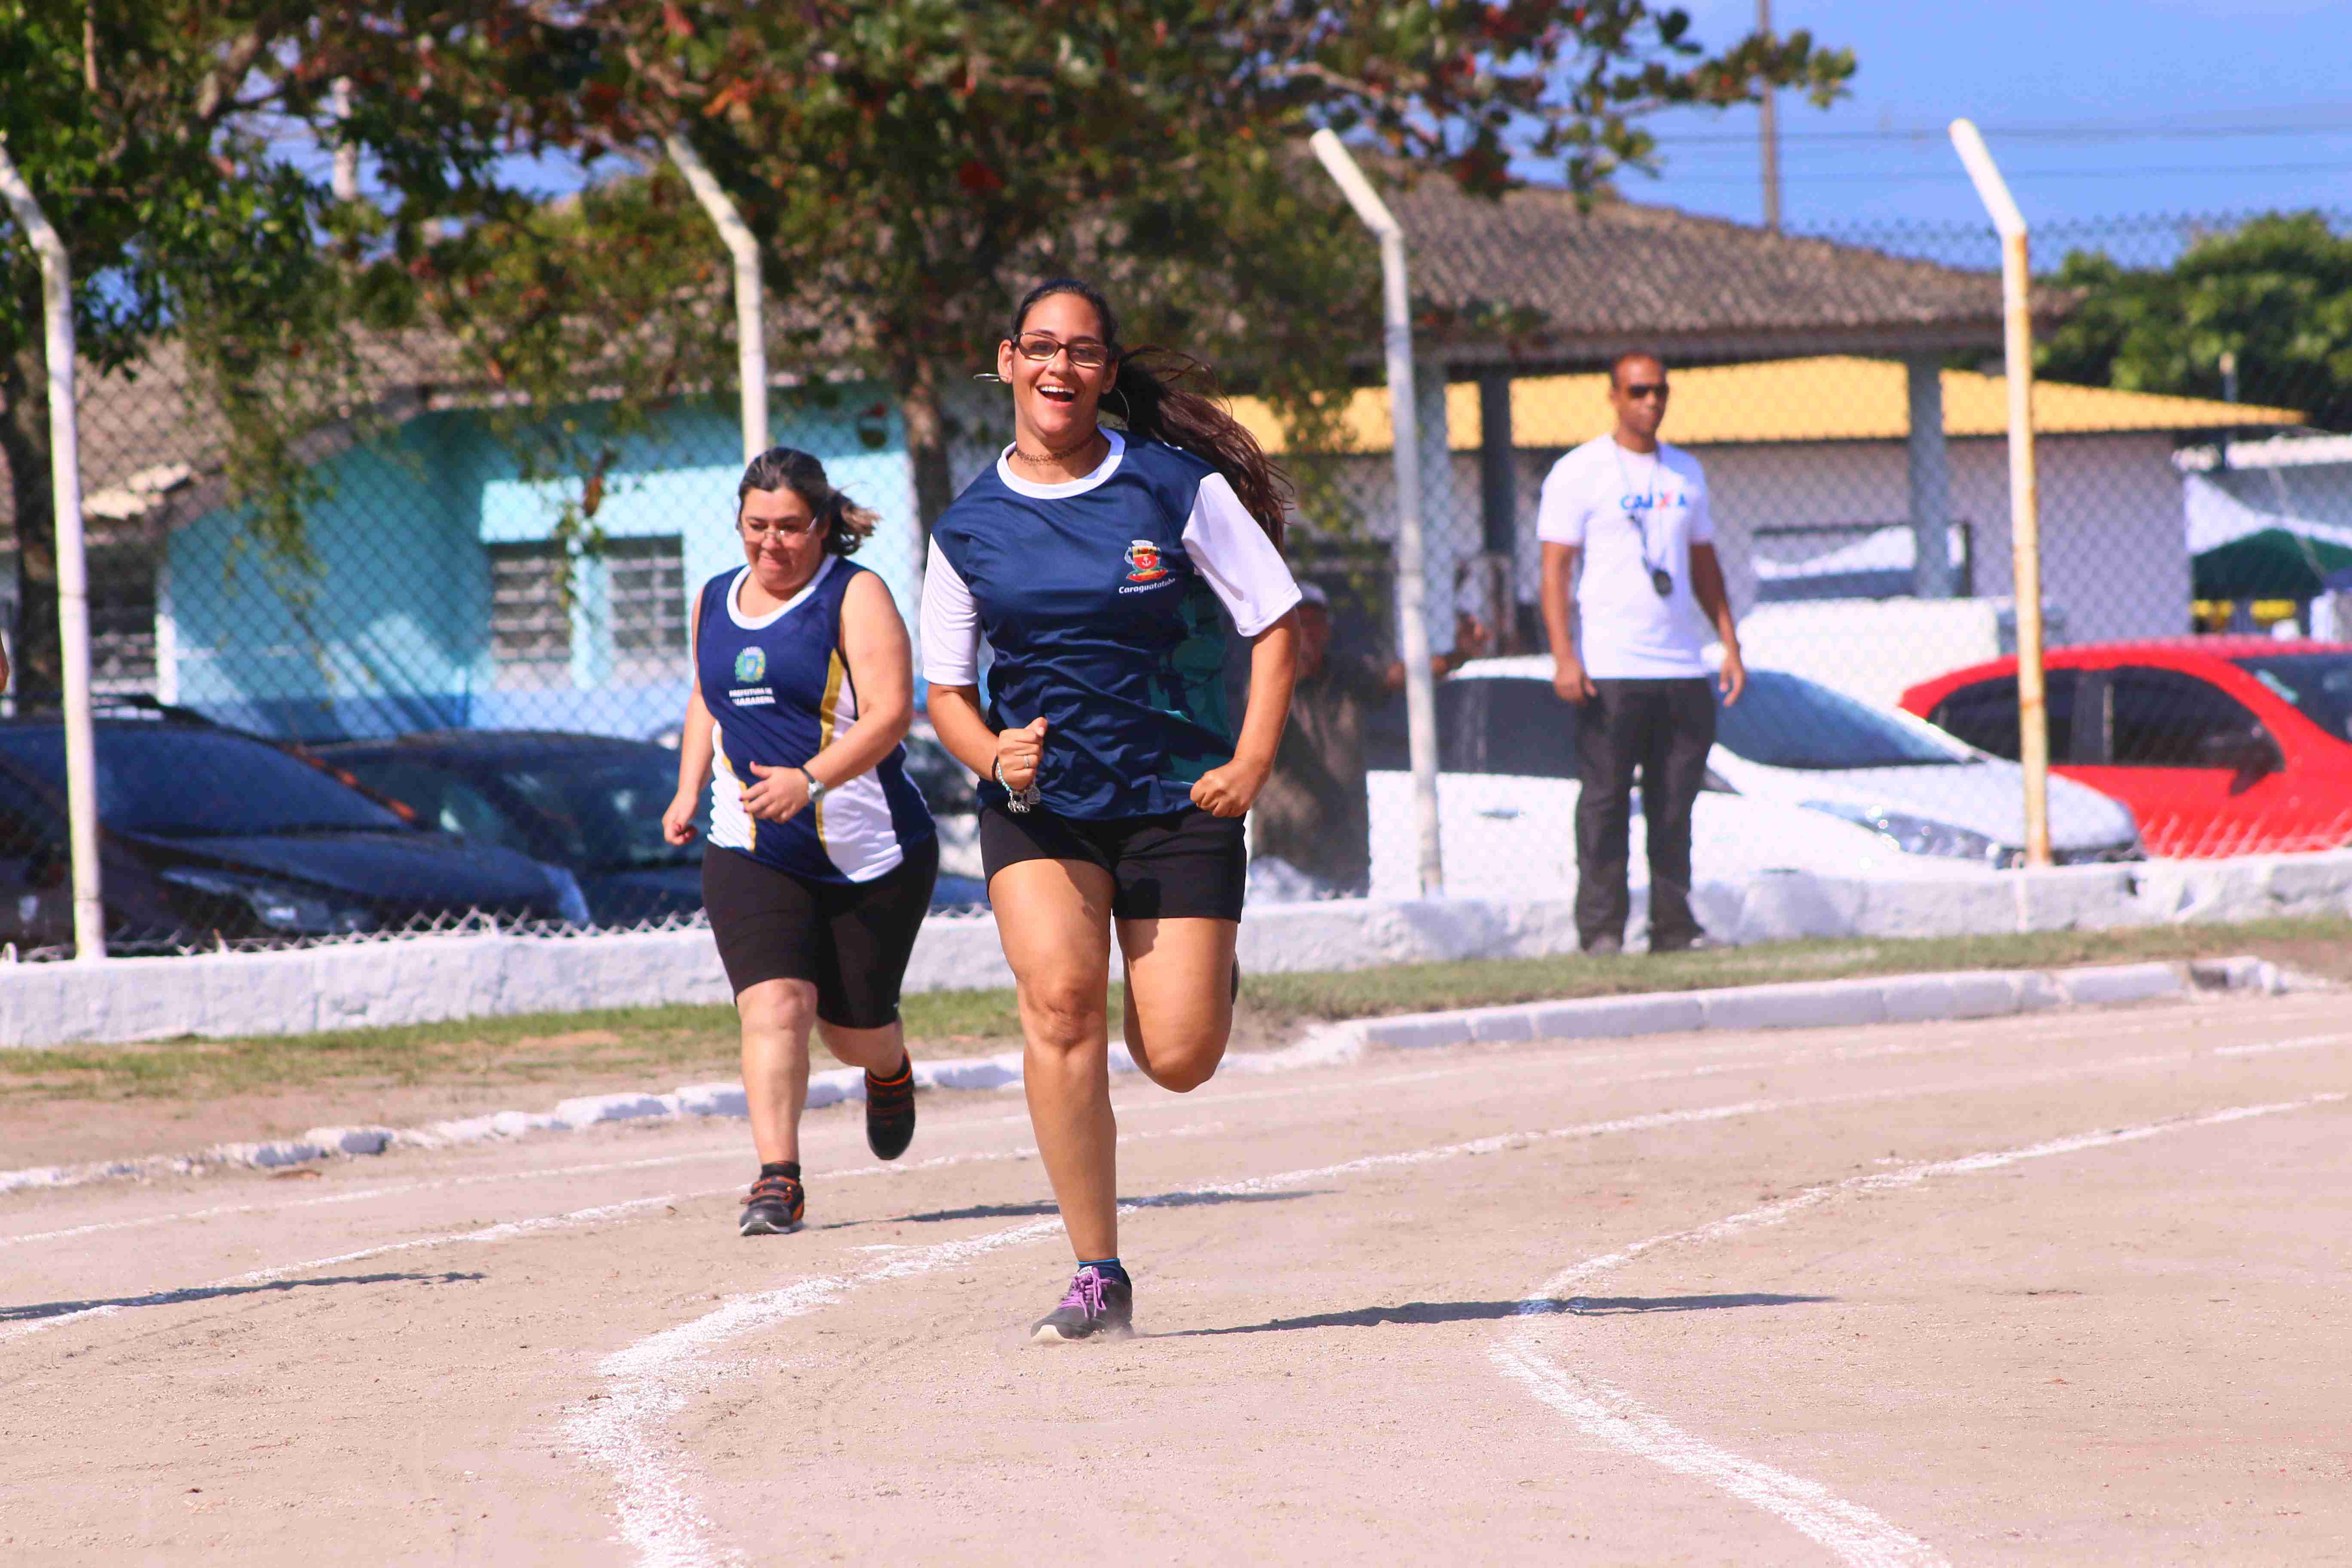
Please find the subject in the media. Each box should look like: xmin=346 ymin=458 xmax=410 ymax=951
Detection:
xmin=1014 ymin=331 xmax=1112 ymax=371
xmin=741 ymin=514 xmax=824 ymax=539
xmin=1621 ymin=382 xmax=1669 ymax=401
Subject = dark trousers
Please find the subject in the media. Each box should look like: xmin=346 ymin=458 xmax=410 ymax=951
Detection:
xmin=1574 ymin=677 xmax=1717 ymax=949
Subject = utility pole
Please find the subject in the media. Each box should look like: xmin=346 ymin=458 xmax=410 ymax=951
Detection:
xmin=1758 ymin=0 xmax=1782 ymax=231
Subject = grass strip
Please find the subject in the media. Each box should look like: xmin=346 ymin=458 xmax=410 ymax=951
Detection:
xmin=4 ymin=915 xmax=2343 ymax=1106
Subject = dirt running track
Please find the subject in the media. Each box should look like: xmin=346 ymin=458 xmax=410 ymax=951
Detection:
xmin=4 ymin=990 xmax=2349 ymax=1565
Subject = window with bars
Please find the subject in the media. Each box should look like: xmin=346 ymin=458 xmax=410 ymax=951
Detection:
xmin=607 ymin=536 xmax=686 ymax=665
xmin=489 ymin=541 xmax=572 ymax=684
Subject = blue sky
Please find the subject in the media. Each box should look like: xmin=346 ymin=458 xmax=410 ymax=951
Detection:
xmin=1599 ymin=0 xmax=2352 ymax=231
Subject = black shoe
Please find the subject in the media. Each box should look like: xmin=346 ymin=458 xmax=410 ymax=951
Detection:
xmin=864 ymin=1055 xmax=916 ymax=1161
xmin=738 ymin=1170 xmax=805 ymax=1236
xmin=1583 ymin=935 xmax=1623 ymax=957
xmin=1650 ymin=933 xmax=1719 ymax=955
xmin=1029 ymin=1266 xmax=1134 ymax=1344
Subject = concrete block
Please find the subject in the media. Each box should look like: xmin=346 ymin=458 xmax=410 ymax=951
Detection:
xmin=1878 ymin=971 xmax=2027 ymax=1023
xmin=2188 ymin=956 xmax=2275 ymax=994
xmin=674 ymin=1081 xmax=749 ymax=1117
xmin=1733 ymin=871 xmax=1864 ymax=944
xmin=303 ymin=1126 xmax=395 ymax=1156
xmin=1359 ymin=1013 xmax=1478 ymax=1051
xmin=1850 ymin=875 xmax=2014 ymax=940
xmin=1466 ymin=1007 xmax=1538 ymax=1044
xmin=1701 ymin=980 xmax=1887 ymax=1032
xmin=922 ymin=1054 xmax=1025 ymax=1091
xmin=2052 ymin=962 xmax=2180 ymax=1008
xmin=552 ymin=1093 xmax=672 ymax=1130
xmin=1525 ymin=994 xmax=1706 ymax=1040
xmin=2263 ymin=851 xmax=2352 ymax=914
xmin=2013 ymin=865 xmax=2138 ymax=932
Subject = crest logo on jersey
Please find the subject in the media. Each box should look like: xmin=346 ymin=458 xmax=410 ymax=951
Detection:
xmin=1124 ymin=539 xmax=1169 ymax=582
xmin=733 ymin=646 xmax=766 ymax=684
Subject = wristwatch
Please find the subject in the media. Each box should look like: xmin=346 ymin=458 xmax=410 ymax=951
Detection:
xmin=798 ymin=767 xmax=827 ymax=805
xmin=993 ymin=756 xmax=1042 ymax=814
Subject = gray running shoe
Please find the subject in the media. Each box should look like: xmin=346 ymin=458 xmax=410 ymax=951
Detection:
xmin=1029 ymin=1266 xmax=1133 ymax=1343
xmin=738 ymin=1170 xmax=805 ymax=1236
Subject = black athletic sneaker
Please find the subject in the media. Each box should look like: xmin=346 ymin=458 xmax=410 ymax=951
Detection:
xmin=1029 ymin=1266 xmax=1134 ymax=1344
xmin=738 ymin=1170 xmax=805 ymax=1236
xmin=865 ymin=1055 xmax=916 ymax=1161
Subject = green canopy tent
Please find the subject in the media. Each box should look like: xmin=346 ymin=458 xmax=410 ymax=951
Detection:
xmin=2191 ymin=527 xmax=2352 ymax=600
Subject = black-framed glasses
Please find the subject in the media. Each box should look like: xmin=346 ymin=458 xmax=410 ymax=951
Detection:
xmin=1014 ymin=331 xmax=1112 ymax=371
xmin=1622 ymin=382 xmax=1669 ymax=401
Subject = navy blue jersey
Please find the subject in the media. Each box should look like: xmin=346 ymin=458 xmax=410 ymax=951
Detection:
xmin=922 ymin=432 xmax=1302 ymax=820
xmin=697 ymin=557 xmax=933 ymax=884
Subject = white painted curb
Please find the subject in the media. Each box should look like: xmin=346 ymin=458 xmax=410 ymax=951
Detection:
xmin=0 ymin=956 xmax=2306 ymax=1196
xmin=5 ymin=849 xmax=2348 ymax=1050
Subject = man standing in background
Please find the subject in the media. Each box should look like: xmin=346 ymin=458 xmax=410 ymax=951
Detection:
xmin=1538 ymin=352 xmax=1746 ymax=955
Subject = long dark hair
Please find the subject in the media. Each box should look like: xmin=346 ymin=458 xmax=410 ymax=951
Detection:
xmin=1009 ymin=278 xmax=1291 ymax=550
xmin=736 ymin=446 xmax=877 ymax=557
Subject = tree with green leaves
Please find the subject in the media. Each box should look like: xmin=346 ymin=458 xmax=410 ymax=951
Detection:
xmin=0 ymin=0 xmax=577 ymax=691
xmin=500 ymin=1 xmax=1855 ymax=528
xmin=2040 ymin=212 xmax=2352 ymax=431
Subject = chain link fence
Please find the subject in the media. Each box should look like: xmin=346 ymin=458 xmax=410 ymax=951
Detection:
xmin=3 ymin=208 xmax=2350 ymax=958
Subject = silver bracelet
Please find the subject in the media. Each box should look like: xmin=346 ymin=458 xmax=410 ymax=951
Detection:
xmin=993 ymin=756 xmax=1041 ymax=814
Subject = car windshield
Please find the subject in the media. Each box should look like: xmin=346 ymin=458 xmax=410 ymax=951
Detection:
xmin=2233 ymin=653 xmax=2352 ymax=742
xmin=0 ymin=727 xmax=407 ymax=836
xmin=1715 ymin=671 xmax=1970 ymax=769
xmin=498 ymin=755 xmax=703 ymax=870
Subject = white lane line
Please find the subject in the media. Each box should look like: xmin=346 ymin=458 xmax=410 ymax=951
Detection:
xmin=1490 ymin=1092 xmax=2346 ymax=1568
xmin=2214 ymin=1031 xmax=2352 ymax=1058
xmin=577 ymin=1075 xmax=2160 ymax=1568
xmin=0 ymin=1122 xmax=1234 ymax=1348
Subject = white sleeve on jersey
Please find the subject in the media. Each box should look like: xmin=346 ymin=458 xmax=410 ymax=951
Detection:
xmin=919 ymin=536 xmax=984 ymax=687
xmin=1182 ymin=472 xmax=1303 ymax=638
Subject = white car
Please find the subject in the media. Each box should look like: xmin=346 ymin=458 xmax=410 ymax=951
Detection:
xmin=1366 ymin=655 xmax=2142 ymax=901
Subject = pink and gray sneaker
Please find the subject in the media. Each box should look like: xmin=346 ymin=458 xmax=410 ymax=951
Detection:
xmin=1029 ymin=1266 xmax=1134 ymax=1343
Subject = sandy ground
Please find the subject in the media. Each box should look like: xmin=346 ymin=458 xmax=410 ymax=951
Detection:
xmin=3 ymin=989 xmax=2349 ymax=1565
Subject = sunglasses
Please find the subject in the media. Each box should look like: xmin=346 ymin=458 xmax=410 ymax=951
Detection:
xmin=1014 ymin=331 xmax=1112 ymax=371
xmin=1621 ymin=382 xmax=1669 ymax=401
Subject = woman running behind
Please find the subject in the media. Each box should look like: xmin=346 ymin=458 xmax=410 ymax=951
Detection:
xmin=921 ymin=279 xmax=1302 ymax=1341
xmin=664 ymin=447 xmax=938 ymax=1237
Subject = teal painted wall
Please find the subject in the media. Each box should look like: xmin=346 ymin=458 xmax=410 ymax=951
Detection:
xmin=164 ymin=387 xmax=921 ymax=739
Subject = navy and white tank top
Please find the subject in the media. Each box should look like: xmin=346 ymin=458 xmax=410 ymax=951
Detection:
xmin=697 ymin=557 xmax=933 ymax=884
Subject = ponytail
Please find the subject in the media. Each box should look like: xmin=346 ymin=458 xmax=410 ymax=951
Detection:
xmin=1009 ymin=278 xmax=1292 ymax=551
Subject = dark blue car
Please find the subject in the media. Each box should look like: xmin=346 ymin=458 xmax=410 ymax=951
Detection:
xmin=0 ymin=718 xmax=578 ymax=953
xmin=316 ymin=730 xmax=985 ymax=926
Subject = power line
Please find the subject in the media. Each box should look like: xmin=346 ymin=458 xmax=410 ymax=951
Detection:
xmin=1656 ymin=119 xmax=2352 ymax=148
xmin=1658 ymin=160 xmax=2352 ymax=188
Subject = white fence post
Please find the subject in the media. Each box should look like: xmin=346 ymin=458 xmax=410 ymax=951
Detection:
xmin=0 ymin=140 xmax=106 ymax=959
xmin=1310 ymin=130 xmax=1444 ymax=897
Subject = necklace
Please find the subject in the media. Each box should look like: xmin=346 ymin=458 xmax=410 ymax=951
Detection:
xmin=1011 ymin=430 xmax=1107 ymax=470
xmin=1608 ymin=436 xmax=1677 ymax=599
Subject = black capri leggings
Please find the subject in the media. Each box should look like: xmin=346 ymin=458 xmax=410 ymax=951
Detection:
xmin=701 ymin=837 xmax=939 ymax=1029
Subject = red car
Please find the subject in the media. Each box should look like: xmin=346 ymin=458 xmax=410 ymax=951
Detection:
xmin=1901 ymin=639 xmax=2352 ymax=858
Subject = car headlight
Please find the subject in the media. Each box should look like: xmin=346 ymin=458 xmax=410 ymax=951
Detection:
xmin=159 ymin=867 xmax=377 ymax=934
xmin=1800 ymin=800 xmax=2011 ymax=867
xmin=539 ymin=862 xmax=594 ymax=926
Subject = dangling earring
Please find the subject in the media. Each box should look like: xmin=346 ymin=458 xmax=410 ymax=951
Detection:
xmin=1106 ymin=381 xmax=1133 ymax=426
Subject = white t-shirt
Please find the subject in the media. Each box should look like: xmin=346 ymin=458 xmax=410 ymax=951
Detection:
xmin=1534 ymin=435 xmax=1716 ymax=680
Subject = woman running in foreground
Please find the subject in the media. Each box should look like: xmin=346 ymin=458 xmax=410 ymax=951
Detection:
xmin=664 ymin=447 xmax=937 ymax=1237
xmin=921 ymin=279 xmax=1302 ymax=1341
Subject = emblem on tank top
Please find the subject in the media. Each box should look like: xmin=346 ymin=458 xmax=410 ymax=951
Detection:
xmin=1123 ymin=539 xmax=1170 ymax=583
xmin=733 ymin=646 xmax=766 ymax=684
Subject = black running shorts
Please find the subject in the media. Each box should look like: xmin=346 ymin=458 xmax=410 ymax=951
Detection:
xmin=979 ymin=801 xmax=1245 ymax=922
xmin=700 ymin=837 xmax=939 ymax=1028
